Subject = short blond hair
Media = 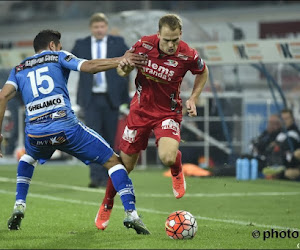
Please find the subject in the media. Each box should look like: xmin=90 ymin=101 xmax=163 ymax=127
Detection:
xmin=159 ymin=14 xmax=182 ymax=31
xmin=89 ymin=12 xmax=108 ymax=26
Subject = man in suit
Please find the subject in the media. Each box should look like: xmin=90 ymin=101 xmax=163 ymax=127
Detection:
xmin=71 ymin=13 xmax=130 ymax=188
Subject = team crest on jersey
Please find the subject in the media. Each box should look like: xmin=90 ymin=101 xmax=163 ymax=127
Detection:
xmin=164 ymin=59 xmax=178 ymax=67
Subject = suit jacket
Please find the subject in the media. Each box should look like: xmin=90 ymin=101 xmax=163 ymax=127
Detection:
xmin=71 ymin=35 xmax=130 ymax=109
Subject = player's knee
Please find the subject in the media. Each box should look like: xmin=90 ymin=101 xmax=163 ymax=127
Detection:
xmin=125 ymin=164 xmax=135 ymax=173
xmin=20 ymin=154 xmax=37 ymax=166
xmin=160 ymin=151 xmax=177 ymax=166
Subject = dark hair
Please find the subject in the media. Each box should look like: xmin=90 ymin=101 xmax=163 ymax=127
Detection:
xmin=159 ymin=14 xmax=182 ymax=32
xmin=281 ymin=108 xmax=294 ymax=119
xmin=89 ymin=12 xmax=108 ymax=26
xmin=33 ymin=30 xmax=61 ymax=52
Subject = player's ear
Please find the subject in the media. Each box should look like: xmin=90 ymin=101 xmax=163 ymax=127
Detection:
xmin=157 ymin=31 xmax=160 ymax=39
xmin=48 ymin=41 xmax=56 ymax=51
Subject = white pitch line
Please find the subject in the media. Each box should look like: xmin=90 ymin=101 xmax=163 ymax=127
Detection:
xmin=0 ymin=189 xmax=298 ymax=232
xmin=0 ymin=176 xmax=105 ymax=194
xmin=1 ymin=176 xmax=300 ymax=198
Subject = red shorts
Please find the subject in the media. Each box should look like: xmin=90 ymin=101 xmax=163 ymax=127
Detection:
xmin=119 ymin=108 xmax=182 ymax=154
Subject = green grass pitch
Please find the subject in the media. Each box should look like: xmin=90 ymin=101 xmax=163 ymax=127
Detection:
xmin=0 ymin=163 xmax=299 ymax=249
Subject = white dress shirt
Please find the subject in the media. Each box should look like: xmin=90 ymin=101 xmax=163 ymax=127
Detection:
xmin=91 ymin=35 xmax=108 ymax=93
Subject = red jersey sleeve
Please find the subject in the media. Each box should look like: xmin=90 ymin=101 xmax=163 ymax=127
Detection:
xmin=189 ymin=49 xmax=206 ymax=75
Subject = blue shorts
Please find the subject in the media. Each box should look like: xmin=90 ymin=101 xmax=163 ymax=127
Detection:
xmin=25 ymin=121 xmax=114 ymax=165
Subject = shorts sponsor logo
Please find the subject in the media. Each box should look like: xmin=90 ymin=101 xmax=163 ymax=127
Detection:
xmin=122 ymin=126 xmax=137 ymax=143
xmin=26 ymin=94 xmax=66 ymax=116
xmin=161 ymin=119 xmax=180 ymax=135
xmin=28 ymin=131 xmax=68 ymax=147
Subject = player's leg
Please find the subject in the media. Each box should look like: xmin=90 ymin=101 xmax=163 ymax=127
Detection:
xmin=98 ymin=152 xmax=139 ymax=229
xmin=97 ymin=121 xmax=151 ymax=230
xmin=154 ymin=118 xmax=185 ymax=199
xmin=101 ymin=153 xmax=150 ymax=234
xmin=63 ymin=121 xmax=150 ymax=234
xmin=7 ymin=133 xmax=55 ymax=230
xmin=7 ymin=154 xmax=37 ymax=230
xmin=158 ymin=137 xmax=185 ymax=199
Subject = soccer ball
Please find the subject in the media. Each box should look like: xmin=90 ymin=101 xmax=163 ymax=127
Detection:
xmin=165 ymin=210 xmax=198 ymax=239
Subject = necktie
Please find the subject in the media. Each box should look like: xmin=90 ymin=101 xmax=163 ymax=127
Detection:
xmin=96 ymin=40 xmax=102 ymax=86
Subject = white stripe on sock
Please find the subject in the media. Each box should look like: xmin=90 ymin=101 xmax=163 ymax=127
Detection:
xmin=108 ymin=164 xmax=127 ymax=177
xmin=19 ymin=154 xmax=37 ymax=165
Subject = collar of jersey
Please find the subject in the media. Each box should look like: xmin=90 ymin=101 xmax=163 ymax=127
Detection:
xmin=33 ymin=50 xmax=53 ymax=56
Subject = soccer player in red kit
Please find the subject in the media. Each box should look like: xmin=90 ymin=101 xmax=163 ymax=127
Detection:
xmin=95 ymin=14 xmax=209 ymax=230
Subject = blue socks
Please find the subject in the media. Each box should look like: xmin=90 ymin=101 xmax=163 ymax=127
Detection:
xmin=108 ymin=164 xmax=136 ymax=211
xmin=15 ymin=156 xmax=35 ymax=203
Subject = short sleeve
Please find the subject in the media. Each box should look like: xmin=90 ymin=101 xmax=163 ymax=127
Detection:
xmin=189 ymin=50 xmax=206 ymax=75
xmin=59 ymin=50 xmax=87 ymax=72
xmin=5 ymin=68 xmax=18 ymax=91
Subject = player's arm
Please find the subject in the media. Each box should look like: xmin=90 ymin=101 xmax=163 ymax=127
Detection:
xmin=0 ymin=84 xmax=17 ymax=157
xmin=80 ymin=49 xmax=146 ymax=74
xmin=186 ymin=66 xmax=209 ymax=117
xmin=117 ymin=58 xmax=135 ymax=77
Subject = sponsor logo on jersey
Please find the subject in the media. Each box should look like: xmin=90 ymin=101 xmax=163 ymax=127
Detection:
xmin=142 ymin=42 xmax=153 ymax=50
xmin=29 ymin=110 xmax=67 ymax=124
xmin=142 ymin=59 xmax=175 ymax=82
xmin=122 ymin=126 xmax=137 ymax=143
xmin=161 ymin=119 xmax=180 ymax=135
xmin=23 ymin=54 xmax=59 ymax=69
xmin=64 ymin=55 xmax=75 ymax=62
xmin=197 ymin=57 xmax=205 ymax=71
xmin=26 ymin=94 xmax=66 ymax=116
xmin=164 ymin=59 xmax=178 ymax=67
xmin=177 ymin=53 xmax=189 ymax=60
xmin=15 ymin=64 xmax=25 ymax=73
xmin=28 ymin=131 xmax=68 ymax=147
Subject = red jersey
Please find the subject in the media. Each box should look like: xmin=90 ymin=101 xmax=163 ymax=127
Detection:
xmin=130 ymin=34 xmax=206 ymax=118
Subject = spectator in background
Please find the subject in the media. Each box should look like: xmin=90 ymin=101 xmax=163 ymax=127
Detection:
xmin=273 ymin=109 xmax=300 ymax=180
xmin=249 ymin=114 xmax=282 ymax=170
xmin=274 ymin=109 xmax=300 ymax=168
xmin=71 ymin=13 xmax=130 ymax=188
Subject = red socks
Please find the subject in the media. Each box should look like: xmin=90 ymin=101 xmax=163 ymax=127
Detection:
xmin=170 ymin=150 xmax=182 ymax=177
xmin=103 ymin=178 xmax=117 ymax=206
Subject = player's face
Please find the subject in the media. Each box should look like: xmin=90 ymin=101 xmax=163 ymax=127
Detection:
xmin=90 ymin=21 xmax=108 ymax=40
xmin=281 ymin=112 xmax=294 ymax=128
xmin=158 ymin=25 xmax=181 ymax=55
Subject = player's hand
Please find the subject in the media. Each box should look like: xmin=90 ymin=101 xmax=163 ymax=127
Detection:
xmin=185 ymin=98 xmax=197 ymax=117
xmin=0 ymin=134 xmax=3 ymax=158
xmin=123 ymin=48 xmax=147 ymax=68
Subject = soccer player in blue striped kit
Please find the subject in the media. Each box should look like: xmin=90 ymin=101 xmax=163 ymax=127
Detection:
xmin=0 ymin=30 xmax=150 ymax=234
